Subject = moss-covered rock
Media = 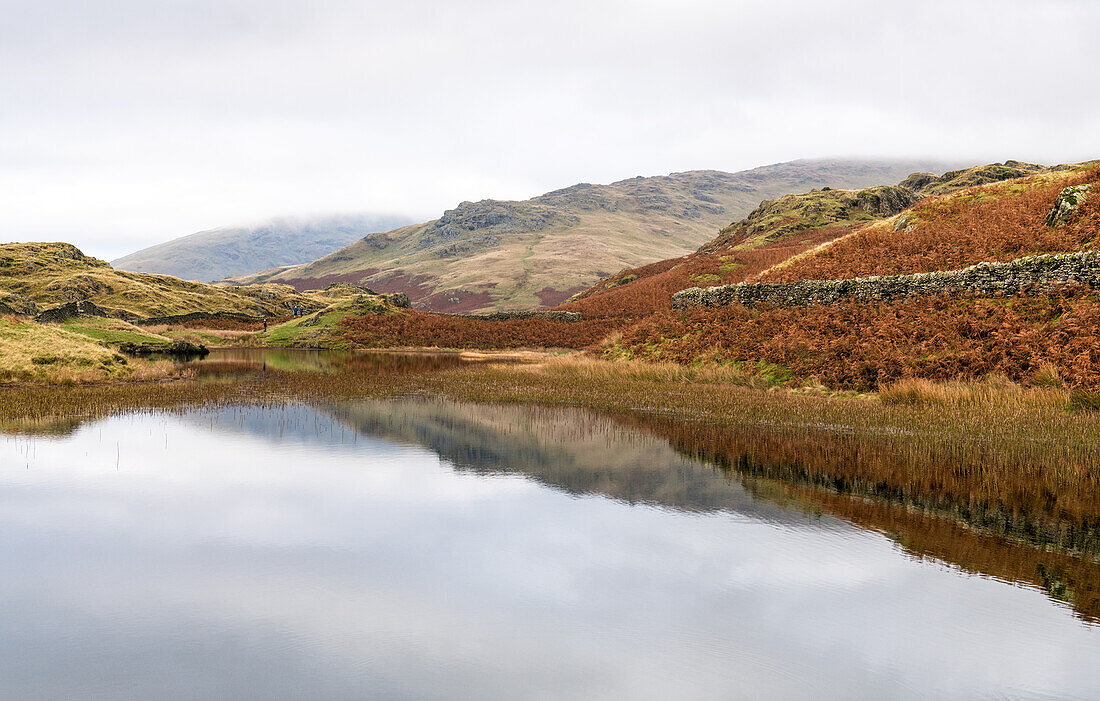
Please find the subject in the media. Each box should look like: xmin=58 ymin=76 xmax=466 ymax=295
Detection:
xmin=1046 ymin=184 xmax=1091 ymax=226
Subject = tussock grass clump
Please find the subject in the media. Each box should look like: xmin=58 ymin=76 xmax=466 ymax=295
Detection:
xmin=879 ymin=375 xmax=1068 ymax=409
xmin=1070 ymin=389 xmax=1100 ymax=412
xmin=528 ymin=355 xmax=774 ymax=389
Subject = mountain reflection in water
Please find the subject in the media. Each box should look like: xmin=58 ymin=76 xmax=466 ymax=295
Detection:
xmin=0 ymin=397 xmax=1098 ymax=700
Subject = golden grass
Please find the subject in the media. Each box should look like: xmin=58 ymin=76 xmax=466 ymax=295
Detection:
xmin=0 ymin=317 xmax=179 ymax=383
xmin=4 ymin=349 xmax=1099 ymax=621
xmin=878 ymin=374 xmax=1071 ymax=409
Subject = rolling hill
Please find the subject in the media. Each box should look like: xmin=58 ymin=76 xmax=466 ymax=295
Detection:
xmin=111 ymin=213 xmax=413 ymax=283
xmin=229 ymin=158 xmax=957 ymax=313
xmin=0 ymin=241 xmax=392 ymax=321
xmin=0 ymin=241 xmax=405 ymax=380
xmin=334 ymin=159 xmax=1100 ymax=390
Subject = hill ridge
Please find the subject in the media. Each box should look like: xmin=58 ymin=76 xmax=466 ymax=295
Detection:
xmin=231 ymin=158 xmax=959 ymax=312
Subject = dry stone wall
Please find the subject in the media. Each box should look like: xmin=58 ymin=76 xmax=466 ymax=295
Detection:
xmin=671 ymin=251 xmax=1100 ymax=309
xmin=454 ymin=310 xmax=582 ymax=322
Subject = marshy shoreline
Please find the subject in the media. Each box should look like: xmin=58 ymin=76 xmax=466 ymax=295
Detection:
xmin=4 ymin=351 xmax=1098 ymax=510
xmin=4 ymin=351 xmax=1100 ymax=623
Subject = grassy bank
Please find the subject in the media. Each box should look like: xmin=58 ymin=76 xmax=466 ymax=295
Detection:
xmin=0 ymin=316 xmax=177 ymax=383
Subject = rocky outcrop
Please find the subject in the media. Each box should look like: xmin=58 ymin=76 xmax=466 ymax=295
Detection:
xmin=901 ymin=161 xmax=1047 ymax=196
xmin=703 ymin=185 xmax=921 ymax=252
xmin=423 ymin=201 xmax=578 ymax=256
xmin=1046 ymin=185 xmax=1091 ymax=226
xmin=672 ymin=251 xmax=1100 ymax=309
xmin=33 ymin=300 xmax=110 ymax=323
xmin=322 ymin=281 xmax=378 ymax=296
xmin=532 ymin=183 xmax=617 ymax=212
xmin=455 ymin=310 xmax=582 ymax=322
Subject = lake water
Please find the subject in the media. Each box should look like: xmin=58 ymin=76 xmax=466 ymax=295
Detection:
xmin=1 ymin=392 xmax=1099 ymax=698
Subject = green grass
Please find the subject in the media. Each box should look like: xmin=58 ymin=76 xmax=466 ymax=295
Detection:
xmin=262 ymin=297 xmax=392 ymax=348
xmin=62 ymin=318 xmax=173 ymax=350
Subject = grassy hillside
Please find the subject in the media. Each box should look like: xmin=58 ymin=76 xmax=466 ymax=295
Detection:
xmin=335 ymin=160 xmax=1100 ymax=392
xmin=0 ymin=242 xmax=353 ymax=319
xmin=231 ymin=159 xmax=956 ymax=313
xmin=608 ymin=162 xmax=1100 ymax=389
xmin=763 ymin=166 xmax=1097 ymax=281
xmin=111 ymin=214 xmax=413 ymax=282
xmin=0 ymin=242 xmax=408 ymax=380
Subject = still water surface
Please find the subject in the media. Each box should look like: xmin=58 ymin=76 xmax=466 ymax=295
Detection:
xmin=1 ymin=395 xmax=1098 ymax=699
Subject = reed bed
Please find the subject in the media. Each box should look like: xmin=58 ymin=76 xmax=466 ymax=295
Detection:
xmin=2 ymin=356 xmax=1099 ymax=547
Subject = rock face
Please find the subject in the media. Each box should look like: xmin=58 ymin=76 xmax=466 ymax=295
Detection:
xmin=672 ymin=251 xmax=1100 ymax=309
xmin=1046 ymin=185 xmax=1091 ymax=226
xmin=703 ymin=185 xmax=922 ymax=252
xmin=423 ymin=201 xmax=577 ymax=256
xmin=0 ymin=293 xmax=37 ymax=316
xmin=34 ymin=300 xmax=110 ymax=323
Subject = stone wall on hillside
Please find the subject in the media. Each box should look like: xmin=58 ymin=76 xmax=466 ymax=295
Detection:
xmin=454 ymin=310 xmax=582 ymax=322
xmin=135 ymin=310 xmax=267 ymax=326
xmin=671 ymin=251 xmax=1100 ymax=309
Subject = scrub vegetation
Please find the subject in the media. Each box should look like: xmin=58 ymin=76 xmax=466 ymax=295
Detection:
xmin=4 ymin=159 xmax=1099 ymax=625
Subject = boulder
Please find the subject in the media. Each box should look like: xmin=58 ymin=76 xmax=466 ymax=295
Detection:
xmin=1046 ymin=184 xmax=1091 ymax=226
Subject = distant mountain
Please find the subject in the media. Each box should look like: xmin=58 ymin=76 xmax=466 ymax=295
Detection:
xmin=228 ymin=159 xmax=960 ymax=313
xmin=112 ymin=213 xmax=414 ymax=282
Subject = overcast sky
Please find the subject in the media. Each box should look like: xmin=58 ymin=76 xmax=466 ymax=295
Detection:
xmin=2 ymin=0 xmax=1098 ymax=260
